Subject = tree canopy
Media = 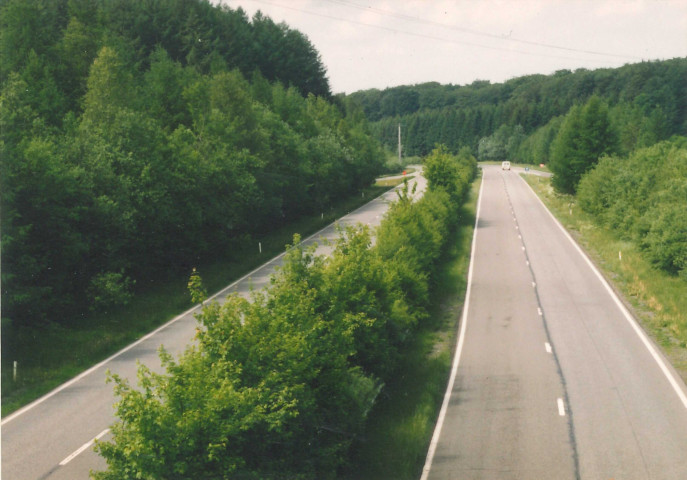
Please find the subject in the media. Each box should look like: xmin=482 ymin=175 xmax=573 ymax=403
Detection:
xmin=1 ymin=0 xmax=382 ymax=331
xmin=93 ymin=147 xmax=477 ymax=479
xmin=348 ymin=59 xmax=687 ymax=159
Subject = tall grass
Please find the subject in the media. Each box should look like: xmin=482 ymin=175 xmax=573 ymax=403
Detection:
xmin=345 ymin=178 xmax=480 ymax=479
xmin=1 ymin=184 xmax=393 ymax=416
xmin=523 ymin=174 xmax=687 ymax=381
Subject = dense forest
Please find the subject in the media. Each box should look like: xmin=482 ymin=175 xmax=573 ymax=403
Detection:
xmin=94 ymin=147 xmax=477 ymax=479
xmin=351 ymin=59 xmax=687 ymax=281
xmin=350 ymin=58 xmax=687 ymax=161
xmin=1 ymin=0 xmax=384 ymax=329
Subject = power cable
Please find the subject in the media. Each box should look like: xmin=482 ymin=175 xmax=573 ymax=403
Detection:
xmin=325 ymin=0 xmax=642 ymax=60
xmin=238 ymin=0 xmax=631 ymax=65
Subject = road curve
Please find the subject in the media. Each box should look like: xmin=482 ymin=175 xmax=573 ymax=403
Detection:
xmin=1 ymin=173 xmax=426 ymax=480
xmin=422 ymin=166 xmax=687 ymax=480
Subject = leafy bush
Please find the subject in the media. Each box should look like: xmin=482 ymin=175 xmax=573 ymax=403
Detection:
xmin=578 ymin=137 xmax=687 ymax=277
xmin=94 ymin=145 xmax=475 ymax=479
xmin=87 ymin=272 xmax=134 ymax=313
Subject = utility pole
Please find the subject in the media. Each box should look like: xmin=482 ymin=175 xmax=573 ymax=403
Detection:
xmin=398 ymin=123 xmax=402 ymax=165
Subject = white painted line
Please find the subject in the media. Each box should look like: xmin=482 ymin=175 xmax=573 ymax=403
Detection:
xmin=557 ymin=398 xmax=566 ymax=416
xmin=522 ymin=246 xmax=526 ymax=251
xmin=538 ymin=307 xmax=543 ymax=316
xmin=531 ymin=281 xmax=536 ymax=288
xmin=526 ymin=260 xmax=530 ymax=266
xmin=521 ymin=176 xmax=687 ymax=410
xmin=59 ymin=429 xmax=110 ymax=466
xmin=420 ymin=177 xmax=484 ymax=480
xmin=545 ymin=342 xmax=553 ymax=354
xmin=518 ymin=234 xmax=522 ymax=239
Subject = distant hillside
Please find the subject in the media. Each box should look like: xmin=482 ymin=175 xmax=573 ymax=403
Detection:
xmin=349 ymin=58 xmax=687 ymax=159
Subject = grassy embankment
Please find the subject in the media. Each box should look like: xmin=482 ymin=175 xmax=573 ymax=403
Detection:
xmin=523 ymin=174 xmax=687 ymax=381
xmin=346 ymin=177 xmax=480 ymax=479
xmin=1 ymin=179 xmax=407 ymax=417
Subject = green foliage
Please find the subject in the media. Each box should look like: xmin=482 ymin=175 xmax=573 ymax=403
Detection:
xmin=187 ymin=268 xmax=208 ymax=304
xmin=88 ymin=272 xmax=134 ymax=313
xmin=423 ymin=144 xmax=477 ymax=203
xmin=577 ymin=138 xmax=687 ymax=277
xmin=352 ymin=59 xmax=687 ymax=158
xmin=93 ymin=153 xmax=474 ymax=479
xmin=550 ymin=96 xmax=618 ymax=193
xmin=1 ymin=0 xmax=384 ymax=331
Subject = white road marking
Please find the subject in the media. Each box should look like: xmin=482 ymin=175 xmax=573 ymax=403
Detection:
xmin=545 ymin=342 xmax=553 ymax=354
xmin=420 ymin=177 xmax=485 ymax=480
xmin=521 ymin=176 xmax=687 ymax=410
xmin=59 ymin=429 xmax=110 ymax=466
xmin=538 ymin=307 xmax=543 ymax=316
xmin=522 ymin=246 xmax=526 ymax=251
xmin=531 ymin=281 xmax=536 ymax=288
xmin=557 ymin=398 xmax=566 ymax=416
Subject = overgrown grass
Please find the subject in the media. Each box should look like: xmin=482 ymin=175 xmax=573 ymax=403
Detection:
xmin=1 ymin=183 xmax=393 ymax=416
xmin=345 ymin=178 xmax=480 ymax=479
xmin=523 ymin=174 xmax=687 ymax=382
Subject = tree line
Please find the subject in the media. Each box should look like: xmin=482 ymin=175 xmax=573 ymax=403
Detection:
xmin=1 ymin=0 xmax=383 ymax=329
xmin=92 ymin=147 xmax=477 ymax=479
xmin=349 ymin=59 xmax=686 ymax=160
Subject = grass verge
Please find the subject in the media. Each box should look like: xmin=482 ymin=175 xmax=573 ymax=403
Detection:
xmin=1 ymin=183 xmax=394 ymax=417
xmin=523 ymin=174 xmax=687 ymax=383
xmin=344 ymin=177 xmax=480 ymax=479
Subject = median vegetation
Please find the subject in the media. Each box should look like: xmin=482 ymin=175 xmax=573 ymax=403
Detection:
xmin=92 ymin=146 xmax=477 ymax=479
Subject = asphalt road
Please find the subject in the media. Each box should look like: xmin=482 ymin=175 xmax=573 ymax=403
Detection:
xmin=1 ymin=173 xmax=426 ymax=480
xmin=422 ymin=166 xmax=687 ymax=479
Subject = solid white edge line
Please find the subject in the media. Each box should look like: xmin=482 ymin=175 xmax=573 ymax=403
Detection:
xmin=59 ymin=428 xmax=110 ymax=466
xmin=420 ymin=174 xmax=484 ymax=480
xmin=557 ymin=398 xmax=566 ymax=416
xmin=2 ymin=176 xmax=425 ymax=427
xmin=519 ymin=175 xmax=687 ymax=410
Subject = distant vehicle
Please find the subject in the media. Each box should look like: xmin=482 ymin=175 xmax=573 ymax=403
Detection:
xmin=501 ymin=161 xmax=511 ymax=170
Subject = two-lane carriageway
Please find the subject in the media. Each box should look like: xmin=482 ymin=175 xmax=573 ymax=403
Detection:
xmin=422 ymin=165 xmax=687 ymax=480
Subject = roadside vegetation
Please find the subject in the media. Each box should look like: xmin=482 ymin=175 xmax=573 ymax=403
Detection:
xmin=92 ymin=146 xmax=477 ymax=479
xmin=524 ymin=147 xmax=687 ymax=382
xmin=1 ymin=0 xmax=385 ymax=412
xmin=1 ymin=181 xmax=390 ymax=416
xmin=346 ymin=176 xmax=480 ymax=480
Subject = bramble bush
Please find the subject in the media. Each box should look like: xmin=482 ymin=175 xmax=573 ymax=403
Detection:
xmin=93 ymin=146 xmax=476 ymax=479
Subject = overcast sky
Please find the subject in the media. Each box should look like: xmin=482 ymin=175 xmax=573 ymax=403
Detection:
xmin=222 ymin=0 xmax=687 ymax=94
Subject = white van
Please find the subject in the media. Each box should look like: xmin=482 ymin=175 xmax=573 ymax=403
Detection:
xmin=501 ymin=161 xmax=511 ymax=170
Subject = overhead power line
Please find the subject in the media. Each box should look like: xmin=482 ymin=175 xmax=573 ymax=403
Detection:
xmin=325 ymin=0 xmax=642 ymax=61
xmin=240 ymin=0 xmax=640 ymax=64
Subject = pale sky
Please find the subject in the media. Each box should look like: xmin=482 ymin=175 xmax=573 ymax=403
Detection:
xmin=222 ymin=0 xmax=687 ymax=94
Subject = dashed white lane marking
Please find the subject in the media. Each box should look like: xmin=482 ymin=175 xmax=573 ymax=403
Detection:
xmin=520 ymin=175 xmax=687 ymax=410
xmin=545 ymin=342 xmax=553 ymax=354
xmin=60 ymin=429 xmax=110 ymax=466
xmin=522 ymin=246 xmax=526 ymax=251
xmin=557 ymin=398 xmax=566 ymax=416
xmin=531 ymin=281 xmax=536 ymax=288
